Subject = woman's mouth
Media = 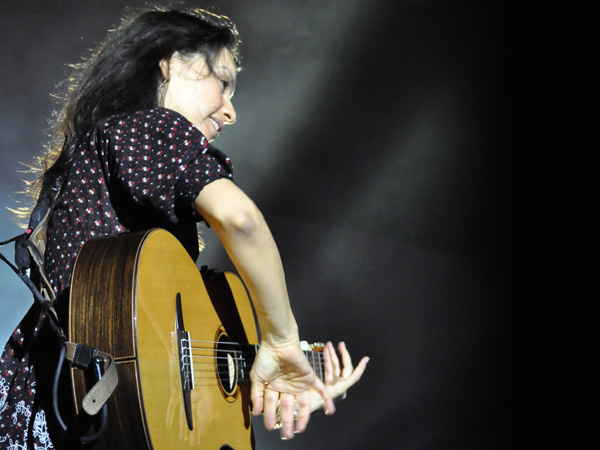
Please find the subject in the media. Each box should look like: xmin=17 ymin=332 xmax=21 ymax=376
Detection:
xmin=209 ymin=118 xmax=221 ymax=136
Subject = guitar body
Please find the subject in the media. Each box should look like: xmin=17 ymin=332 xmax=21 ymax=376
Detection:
xmin=69 ymin=229 xmax=257 ymax=449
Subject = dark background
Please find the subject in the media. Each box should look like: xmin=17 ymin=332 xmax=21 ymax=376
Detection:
xmin=0 ymin=1 xmax=513 ymax=449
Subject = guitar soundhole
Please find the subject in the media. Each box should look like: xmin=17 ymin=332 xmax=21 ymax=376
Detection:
xmin=215 ymin=326 xmax=240 ymax=402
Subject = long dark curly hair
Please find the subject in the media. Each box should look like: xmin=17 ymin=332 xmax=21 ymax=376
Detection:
xmin=22 ymin=7 xmax=240 ymax=216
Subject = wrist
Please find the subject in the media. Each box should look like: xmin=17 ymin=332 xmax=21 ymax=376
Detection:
xmin=259 ymin=321 xmax=300 ymax=347
xmin=256 ymin=305 xmax=298 ymax=344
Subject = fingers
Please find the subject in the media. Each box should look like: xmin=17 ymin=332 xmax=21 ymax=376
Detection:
xmin=264 ymin=390 xmax=312 ymax=440
xmin=263 ymin=388 xmax=280 ymax=430
xmin=346 ymin=356 xmax=369 ymax=385
xmin=277 ymin=392 xmax=296 ymax=439
xmin=323 ymin=342 xmax=334 ymax=383
xmin=252 ymin=340 xmax=368 ymax=440
xmin=325 ymin=341 xmax=358 ymax=382
xmin=328 ymin=341 xmax=341 ymax=377
xmin=338 ymin=341 xmax=354 ymax=378
xmin=320 ymin=342 xmax=370 ymax=403
xmin=314 ymin=375 xmax=336 ymax=416
xmin=250 ymin=378 xmax=265 ymax=416
xmin=276 ymin=391 xmax=311 ymax=439
xmin=294 ymin=391 xmax=311 ymax=434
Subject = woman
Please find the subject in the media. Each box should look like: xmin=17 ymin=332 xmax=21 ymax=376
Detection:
xmin=0 ymin=7 xmax=368 ymax=449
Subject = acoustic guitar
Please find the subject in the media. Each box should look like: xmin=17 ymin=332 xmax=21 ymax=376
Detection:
xmin=69 ymin=228 xmax=325 ymax=449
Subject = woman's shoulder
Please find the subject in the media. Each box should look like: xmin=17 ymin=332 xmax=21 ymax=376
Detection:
xmin=99 ymin=108 xmax=201 ymax=137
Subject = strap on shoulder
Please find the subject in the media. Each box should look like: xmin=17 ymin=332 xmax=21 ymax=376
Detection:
xmin=21 ymin=175 xmax=64 ymax=303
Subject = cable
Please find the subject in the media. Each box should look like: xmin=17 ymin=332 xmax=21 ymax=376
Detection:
xmin=2 ymin=231 xmax=109 ymax=445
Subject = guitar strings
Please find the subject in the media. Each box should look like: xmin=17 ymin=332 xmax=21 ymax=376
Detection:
xmin=184 ymin=353 xmax=325 ymax=370
xmin=184 ymin=350 xmax=324 ymax=369
xmin=173 ymin=338 xmax=325 ymax=387
xmin=180 ymin=339 xmax=324 ymax=364
xmin=187 ymin=338 xmax=247 ymax=346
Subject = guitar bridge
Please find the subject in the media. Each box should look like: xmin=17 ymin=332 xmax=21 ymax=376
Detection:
xmin=175 ymin=293 xmax=194 ymax=430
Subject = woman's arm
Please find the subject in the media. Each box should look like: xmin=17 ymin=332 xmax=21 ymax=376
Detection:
xmin=195 ymin=178 xmax=335 ymax=439
xmin=195 ymin=178 xmax=297 ymax=340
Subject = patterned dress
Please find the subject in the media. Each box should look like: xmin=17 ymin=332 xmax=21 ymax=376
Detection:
xmin=0 ymin=108 xmax=233 ymax=449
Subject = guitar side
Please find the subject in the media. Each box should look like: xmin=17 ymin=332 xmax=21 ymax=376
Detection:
xmin=69 ymin=229 xmax=257 ymax=449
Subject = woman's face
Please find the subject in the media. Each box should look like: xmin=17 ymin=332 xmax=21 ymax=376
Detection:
xmin=160 ymin=49 xmax=237 ymax=142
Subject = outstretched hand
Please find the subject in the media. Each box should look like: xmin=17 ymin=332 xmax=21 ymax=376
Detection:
xmin=309 ymin=341 xmax=369 ymax=413
xmin=250 ymin=338 xmax=335 ymax=440
xmin=250 ymin=338 xmax=369 ymax=440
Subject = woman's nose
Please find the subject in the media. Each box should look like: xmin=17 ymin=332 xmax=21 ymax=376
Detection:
xmin=223 ymin=96 xmax=236 ymax=125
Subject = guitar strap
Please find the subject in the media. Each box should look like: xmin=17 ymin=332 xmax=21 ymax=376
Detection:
xmin=16 ymin=175 xmax=64 ymax=305
xmin=64 ymin=342 xmax=118 ymax=416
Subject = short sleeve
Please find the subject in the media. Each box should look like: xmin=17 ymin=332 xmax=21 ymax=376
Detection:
xmin=96 ymin=108 xmax=233 ymax=226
